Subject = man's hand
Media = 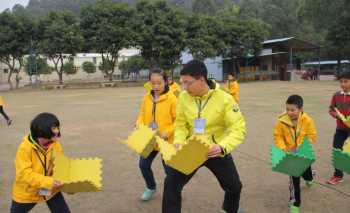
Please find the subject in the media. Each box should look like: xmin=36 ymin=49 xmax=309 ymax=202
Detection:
xmin=174 ymin=144 xmax=182 ymax=150
xmin=208 ymin=144 xmax=223 ymax=158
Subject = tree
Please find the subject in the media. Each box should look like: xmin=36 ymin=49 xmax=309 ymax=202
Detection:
xmin=192 ymin=0 xmax=217 ymax=16
xmin=38 ymin=11 xmax=83 ymax=84
xmin=36 ymin=58 xmax=53 ymax=75
xmin=0 ymin=11 xmax=34 ymax=87
xmin=216 ymin=12 xmax=268 ymax=76
xmin=81 ymin=0 xmax=136 ymax=81
xmin=135 ymin=0 xmax=187 ymax=73
xmin=62 ymin=60 xmax=77 ymax=76
xmin=185 ymin=14 xmax=223 ymax=60
xmin=82 ymin=61 xmax=97 ymax=75
xmin=326 ymin=2 xmax=350 ymax=75
xmin=118 ymin=56 xmax=145 ymax=78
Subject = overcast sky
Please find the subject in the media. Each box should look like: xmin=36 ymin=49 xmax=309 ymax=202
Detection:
xmin=0 ymin=0 xmax=29 ymax=12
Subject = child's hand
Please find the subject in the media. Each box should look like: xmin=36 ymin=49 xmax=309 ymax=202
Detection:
xmin=159 ymin=132 xmax=168 ymax=140
xmin=52 ymin=180 xmax=62 ymax=190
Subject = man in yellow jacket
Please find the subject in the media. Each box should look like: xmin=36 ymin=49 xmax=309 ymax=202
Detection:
xmin=162 ymin=60 xmax=246 ymax=213
xmin=225 ymin=73 xmax=239 ymax=103
xmin=273 ymin=95 xmax=317 ymax=213
xmin=11 ymin=113 xmax=70 ymax=213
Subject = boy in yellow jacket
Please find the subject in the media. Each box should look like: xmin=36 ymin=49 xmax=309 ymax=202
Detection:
xmin=137 ymin=68 xmax=177 ymax=201
xmin=162 ymin=60 xmax=246 ymax=213
xmin=225 ymin=73 xmax=239 ymax=103
xmin=0 ymin=95 xmax=12 ymax=126
xmin=273 ymin=95 xmax=317 ymax=213
xmin=11 ymin=113 xmax=70 ymax=213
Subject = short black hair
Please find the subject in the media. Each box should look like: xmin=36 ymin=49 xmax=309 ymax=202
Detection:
xmin=149 ymin=68 xmax=168 ymax=84
xmin=337 ymin=71 xmax=350 ymax=80
xmin=180 ymin=60 xmax=208 ymax=80
xmin=286 ymin=95 xmax=303 ymax=109
xmin=30 ymin=113 xmax=60 ymax=140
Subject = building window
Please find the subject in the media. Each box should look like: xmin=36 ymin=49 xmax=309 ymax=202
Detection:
xmin=4 ymin=69 xmax=8 ymax=73
xmin=262 ymin=65 xmax=268 ymax=71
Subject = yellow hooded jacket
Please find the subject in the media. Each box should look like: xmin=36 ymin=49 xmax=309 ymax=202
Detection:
xmin=169 ymin=82 xmax=181 ymax=96
xmin=174 ymin=82 xmax=246 ymax=154
xmin=273 ymin=112 xmax=317 ymax=151
xmin=12 ymin=135 xmax=63 ymax=203
xmin=225 ymin=80 xmax=239 ymax=103
xmin=137 ymin=90 xmax=177 ymax=145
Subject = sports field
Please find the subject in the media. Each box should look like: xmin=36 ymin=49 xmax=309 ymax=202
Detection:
xmin=0 ymin=80 xmax=349 ymax=213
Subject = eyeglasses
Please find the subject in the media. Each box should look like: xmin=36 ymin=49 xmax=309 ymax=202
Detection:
xmin=180 ymin=79 xmax=196 ymax=88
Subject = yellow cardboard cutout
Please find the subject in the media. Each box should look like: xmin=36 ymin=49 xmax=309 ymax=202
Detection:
xmin=344 ymin=138 xmax=350 ymax=153
xmin=53 ymin=153 xmax=102 ymax=194
xmin=123 ymin=125 xmax=156 ymax=158
xmin=335 ymin=108 xmax=350 ymax=128
xmin=157 ymin=135 xmax=211 ymax=175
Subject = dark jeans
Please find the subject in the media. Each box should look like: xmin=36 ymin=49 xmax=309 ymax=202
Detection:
xmin=289 ymin=167 xmax=313 ymax=207
xmin=333 ymin=129 xmax=349 ymax=178
xmin=162 ymin=154 xmax=242 ymax=213
xmin=0 ymin=106 xmax=10 ymax=121
xmin=139 ymin=150 xmax=168 ymax=190
xmin=10 ymin=192 xmax=70 ymax=213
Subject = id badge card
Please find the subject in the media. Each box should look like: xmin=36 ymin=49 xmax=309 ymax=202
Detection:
xmin=193 ymin=118 xmax=206 ymax=134
xmin=38 ymin=188 xmax=52 ymax=196
xmin=149 ymin=122 xmax=158 ymax=130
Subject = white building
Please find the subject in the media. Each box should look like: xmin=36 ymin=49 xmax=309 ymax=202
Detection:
xmin=0 ymin=48 xmax=140 ymax=84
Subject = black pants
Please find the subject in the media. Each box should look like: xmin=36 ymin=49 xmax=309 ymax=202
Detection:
xmin=10 ymin=192 xmax=70 ymax=213
xmin=0 ymin=106 xmax=10 ymax=121
xmin=139 ymin=150 xmax=169 ymax=190
xmin=289 ymin=167 xmax=313 ymax=207
xmin=162 ymin=154 xmax=242 ymax=213
xmin=333 ymin=129 xmax=349 ymax=178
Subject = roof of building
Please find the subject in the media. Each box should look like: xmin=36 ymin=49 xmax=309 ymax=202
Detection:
xmin=303 ymin=60 xmax=350 ymax=65
xmin=262 ymin=37 xmax=319 ymax=51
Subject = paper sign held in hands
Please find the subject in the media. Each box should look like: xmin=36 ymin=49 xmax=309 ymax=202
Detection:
xmin=53 ymin=153 xmax=103 ymax=194
xmin=123 ymin=125 xmax=157 ymax=158
xmin=157 ymin=135 xmax=211 ymax=175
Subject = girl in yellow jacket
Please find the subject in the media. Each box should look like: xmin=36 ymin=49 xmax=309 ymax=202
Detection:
xmin=168 ymin=77 xmax=181 ymax=97
xmin=136 ymin=68 xmax=177 ymax=201
xmin=273 ymin=95 xmax=317 ymax=213
xmin=225 ymin=73 xmax=239 ymax=103
xmin=11 ymin=113 xmax=70 ymax=213
xmin=0 ymin=95 xmax=12 ymax=126
xmin=144 ymin=77 xmax=181 ymax=97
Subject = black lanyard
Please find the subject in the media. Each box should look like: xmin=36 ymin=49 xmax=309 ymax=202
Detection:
xmin=152 ymin=95 xmax=158 ymax=123
xmin=195 ymin=95 xmax=212 ymax=118
xmin=28 ymin=135 xmax=48 ymax=176
xmin=34 ymin=149 xmax=48 ymax=176
xmin=152 ymin=101 xmax=156 ymax=123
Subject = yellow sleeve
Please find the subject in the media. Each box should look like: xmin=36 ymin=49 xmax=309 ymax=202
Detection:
xmin=233 ymin=82 xmax=239 ymax=103
xmin=305 ymin=118 xmax=317 ymax=144
xmin=273 ymin=122 xmax=287 ymax=151
xmin=162 ymin=96 xmax=177 ymax=139
xmin=15 ymin=146 xmax=54 ymax=190
xmin=136 ymin=96 xmax=146 ymax=126
xmin=144 ymin=82 xmax=152 ymax=91
xmin=217 ymin=100 xmax=246 ymax=154
xmin=174 ymin=94 xmax=190 ymax=145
